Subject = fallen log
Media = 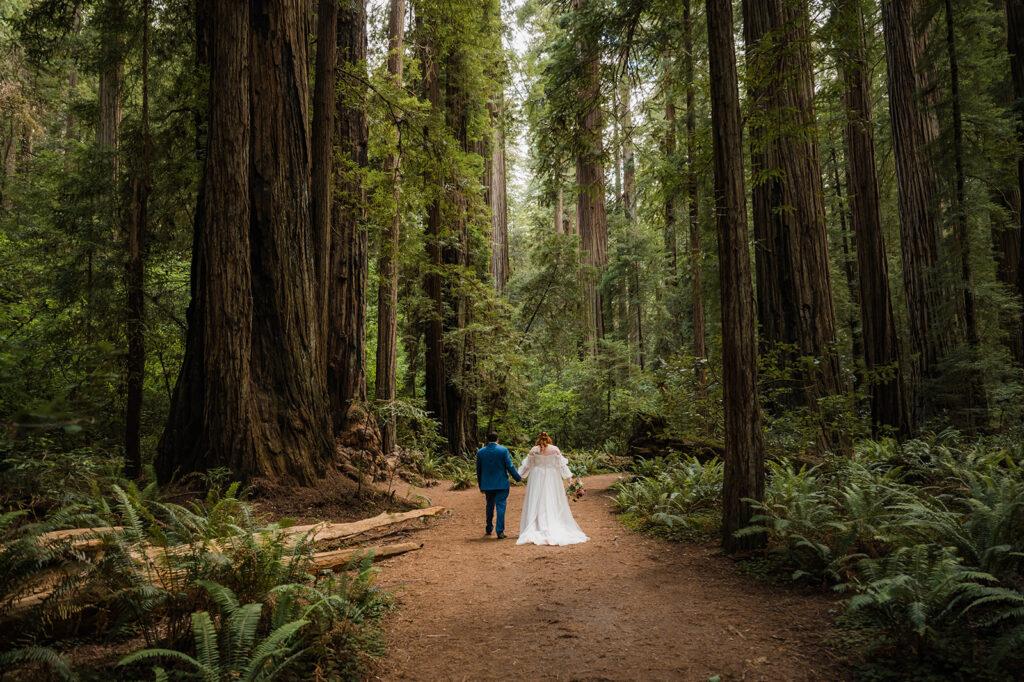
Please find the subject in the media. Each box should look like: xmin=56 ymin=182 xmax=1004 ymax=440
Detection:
xmin=285 ymin=506 xmax=446 ymax=545
xmin=312 ymin=542 xmax=423 ymax=572
xmin=4 ymin=508 xmax=445 ymax=620
xmin=28 ymin=506 xmax=446 ymax=556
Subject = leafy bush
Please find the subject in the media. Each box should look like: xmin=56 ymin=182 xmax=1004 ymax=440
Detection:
xmin=612 ymin=455 xmax=723 ymax=540
xmin=0 ymin=479 xmax=392 ymax=681
xmin=565 ymin=449 xmax=620 ymax=476
xmin=615 ymin=436 xmax=1024 ymax=677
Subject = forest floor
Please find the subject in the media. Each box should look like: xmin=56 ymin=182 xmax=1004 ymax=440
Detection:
xmin=370 ymin=473 xmax=850 ymax=681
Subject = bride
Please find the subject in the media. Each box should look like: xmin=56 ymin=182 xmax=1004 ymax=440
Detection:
xmin=516 ymin=432 xmax=589 ymax=546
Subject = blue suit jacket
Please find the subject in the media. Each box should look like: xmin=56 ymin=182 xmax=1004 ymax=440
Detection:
xmin=476 ymin=442 xmax=522 ymax=491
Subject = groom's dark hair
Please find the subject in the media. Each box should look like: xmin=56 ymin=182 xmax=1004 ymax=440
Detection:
xmin=486 ymin=431 xmax=499 ymax=443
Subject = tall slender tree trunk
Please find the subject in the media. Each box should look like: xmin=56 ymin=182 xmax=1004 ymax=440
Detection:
xmin=328 ymin=0 xmax=377 ymax=454
xmin=943 ymin=0 xmax=978 ymax=346
xmin=575 ymin=0 xmax=608 ymax=353
xmin=421 ymin=34 xmax=448 ymax=445
xmin=442 ymin=52 xmax=477 ymax=456
xmin=1004 ymin=0 xmax=1024 ymax=362
xmin=158 ymin=0 xmax=333 ymax=484
xmin=835 ymin=0 xmax=910 ymax=437
xmin=97 ymin=2 xmax=122 ymax=242
xmin=707 ymin=0 xmax=765 ymax=553
xmin=488 ymin=96 xmax=510 ymax=292
xmin=555 ymin=184 xmax=565 ymax=234
xmin=685 ymin=0 xmax=707 ymax=400
xmin=943 ymin=0 xmax=988 ymax=429
xmin=620 ymin=77 xmax=636 ymax=222
xmin=125 ymin=0 xmax=151 ymax=480
xmin=375 ymin=0 xmax=406 ymax=457
xmin=312 ymin=0 xmax=337 ymax=360
xmin=882 ymin=0 xmax=949 ymax=429
xmin=663 ymin=66 xmax=678 ymax=281
xmin=743 ymin=0 xmax=845 ymax=447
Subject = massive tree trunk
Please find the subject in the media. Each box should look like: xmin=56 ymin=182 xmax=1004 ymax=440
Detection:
xmin=125 ymin=0 xmax=151 ymax=480
xmin=836 ymin=0 xmax=909 ymax=437
xmin=328 ymin=0 xmax=377 ymax=453
xmin=706 ymin=0 xmax=765 ymax=553
xmin=881 ymin=0 xmax=949 ymax=429
xmin=374 ymin=0 xmax=406 ymax=457
xmin=157 ymin=0 xmax=333 ymax=485
xmin=743 ymin=0 xmax=845 ymax=430
xmin=685 ymin=0 xmax=707 ymax=400
xmin=1005 ymin=0 xmax=1024 ymax=362
xmin=575 ymin=0 xmax=608 ymax=352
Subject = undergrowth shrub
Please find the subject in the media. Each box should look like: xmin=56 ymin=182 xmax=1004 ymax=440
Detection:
xmin=0 ymin=478 xmax=392 ymax=681
xmin=616 ymin=435 xmax=1024 ymax=678
xmin=612 ymin=455 xmax=723 ymax=540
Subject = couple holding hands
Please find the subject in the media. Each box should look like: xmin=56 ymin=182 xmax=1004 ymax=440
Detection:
xmin=475 ymin=431 xmax=589 ymax=546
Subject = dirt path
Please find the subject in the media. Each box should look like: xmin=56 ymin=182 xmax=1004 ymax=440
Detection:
xmin=373 ymin=473 xmax=847 ymax=681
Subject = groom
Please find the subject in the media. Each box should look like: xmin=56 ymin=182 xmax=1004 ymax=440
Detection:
xmin=476 ymin=431 xmax=522 ymax=539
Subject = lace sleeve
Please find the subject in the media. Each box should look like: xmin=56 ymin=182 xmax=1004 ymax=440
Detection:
xmin=556 ymin=449 xmax=573 ymax=479
xmin=518 ymin=450 xmax=534 ymax=478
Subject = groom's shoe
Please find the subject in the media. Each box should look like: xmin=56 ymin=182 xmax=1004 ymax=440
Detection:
xmin=496 ymin=532 xmax=507 ymax=539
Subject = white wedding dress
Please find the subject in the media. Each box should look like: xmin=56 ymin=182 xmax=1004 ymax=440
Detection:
xmin=516 ymin=446 xmax=589 ymax=546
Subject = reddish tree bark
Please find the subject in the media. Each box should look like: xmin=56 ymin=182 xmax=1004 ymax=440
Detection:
xmin=743 ymin=0 xmax=845 ymax=429
xmin=881 ymin=0 xmax=950 ymax=428
xmin=835 ymin=0 xmax=909 ymax=437
xmin=575 ymin=0 xmax=608 ymax=352
xmin=706 ymin=0 xmax=765 ymax=553
xmin=1005 ymin=0 xmax=1024 ymax=361
xmin=125 ymin=0 xmax=151 ymax=479
xmin=328 ymin=0 xmax=375 ymax=447
xmin=374 ymin=0 xmax=406 ymax=457
xmin=158 ymin=0 xmax=333 ymax=484
xmin=685 ymin=0 xmax=707 ymax=400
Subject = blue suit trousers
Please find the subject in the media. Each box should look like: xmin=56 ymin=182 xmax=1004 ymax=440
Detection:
xmin=484 ymin=489 xmax=510 ymax=535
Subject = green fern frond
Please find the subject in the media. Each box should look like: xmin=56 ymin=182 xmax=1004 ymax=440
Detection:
xmin=0 ymin=646 xmax=76 ymax=681
xmin=191 ymin=610 xmax=220 ymax=672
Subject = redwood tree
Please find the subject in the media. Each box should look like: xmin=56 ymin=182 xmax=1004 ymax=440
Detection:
xmin=881 ymin=0 xmax=949 ymax=427
xmin=684 ymin=0 xmax=707 ymax=399
xmin=575 ymin=0 xmax=609 ymax=351
xmin=835 ymin=0 xmax=909 ymax=436
xmin=743 ymin=0 xmax=845 ymax=424
xmin=157 ymin=0 xmax=333 ymax=484
xmin=328 ymin=0 xmax=376 ymax=447
xmin=374 ymin=0 xmax=406 ymax=457
xmin=1004 ymin=0 xmax=1024 ymax=362
xmin=706 ymin=0 xmax=765 ymax=553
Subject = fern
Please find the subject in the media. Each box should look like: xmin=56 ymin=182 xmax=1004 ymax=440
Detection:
xmin=0 ymin=646 xmax=76 ymax=681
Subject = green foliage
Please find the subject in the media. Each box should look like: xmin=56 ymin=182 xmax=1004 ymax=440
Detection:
xmin=612 ymin=455 xmax=723 ymax=540
xmin=118 ymin=583 xmax=310 ymax=682
xmin=0 ymin=480 xmax=391 ymax=681
xmin=617 ymin=436 xmax=1024 ymax=676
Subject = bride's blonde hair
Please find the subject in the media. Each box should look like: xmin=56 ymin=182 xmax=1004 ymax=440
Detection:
xmin=535 ymin=431 xmax=552 ymax=452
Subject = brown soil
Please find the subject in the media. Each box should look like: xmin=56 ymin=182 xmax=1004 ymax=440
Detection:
xmin=373 ymin=473 xmax=849 ymax=682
